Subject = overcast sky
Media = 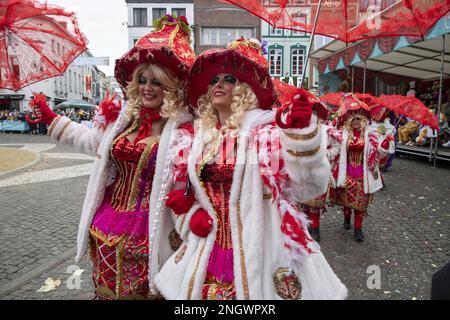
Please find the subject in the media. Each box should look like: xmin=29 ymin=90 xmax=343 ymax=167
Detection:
xmin=51 ymin=0 xmax=129 ymax=76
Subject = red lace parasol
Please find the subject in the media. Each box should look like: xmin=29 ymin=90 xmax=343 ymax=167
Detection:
xmin=0 ymin=0 xmax=88 ymax=91
xmin=377 ymin=95 xmax=439 ymax=130
xmin=221 ymin=0 xmax=450 ymax=43
xmin=321 ymin=92 xmax=439 ymax=129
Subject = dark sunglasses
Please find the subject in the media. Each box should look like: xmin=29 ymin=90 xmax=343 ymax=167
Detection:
xmin=138 ymin=76 xmax=161 ymax=86
xmin=210 ymin=75 xmax=237 ymax=86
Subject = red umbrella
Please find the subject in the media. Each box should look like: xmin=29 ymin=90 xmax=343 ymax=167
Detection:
xmin=320 ymin=92 xmax=381 ymax=109
xmin=377 ymin=95 xmax=439 ymax=130
xmin=221 ymin=0 xmax=450 ymax=43
xmin=320 ymin=92 xmax=439 ymax=130
xmin=0 ymin=0 xmax=88 ymax=91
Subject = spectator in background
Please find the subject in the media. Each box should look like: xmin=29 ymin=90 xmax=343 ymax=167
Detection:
xmin=398 ymin=119 xmax=420 ymax=145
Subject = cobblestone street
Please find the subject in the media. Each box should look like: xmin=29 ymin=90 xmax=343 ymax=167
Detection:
xmin=0 ymin=133 xmax=449 ymax=300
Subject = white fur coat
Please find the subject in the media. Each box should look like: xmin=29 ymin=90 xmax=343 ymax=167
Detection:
xmin=47 ymin=106 xmax=193 ymax=285
xmin=336 ymin=128 xmax=387 ymax=194
xmin=154 ymin=108 xmax=348 ymax=300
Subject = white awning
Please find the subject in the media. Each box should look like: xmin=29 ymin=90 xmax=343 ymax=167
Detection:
xmin=312 ymin=33 xmax=450 ymax=80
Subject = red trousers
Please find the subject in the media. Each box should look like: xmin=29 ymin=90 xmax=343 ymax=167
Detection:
xmin=304 ymin=207 xmax=321 ymax=229
xmin=343 ymin=207 xmax=365 ymax=229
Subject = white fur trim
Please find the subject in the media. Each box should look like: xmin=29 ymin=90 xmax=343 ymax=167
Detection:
xmin=154 ymin=109 xmax=347 ymax=300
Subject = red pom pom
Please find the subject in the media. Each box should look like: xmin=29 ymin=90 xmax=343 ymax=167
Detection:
xmin=190 ymin=209 xmax=212 ymax=237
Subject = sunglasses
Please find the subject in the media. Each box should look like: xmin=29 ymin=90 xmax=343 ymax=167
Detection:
xmin=138 ymin=76 xmax=162 ymax=86
xmin=210 ymin=75 xmax=237 ymax=86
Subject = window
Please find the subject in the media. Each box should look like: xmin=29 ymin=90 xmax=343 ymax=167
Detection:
xmin=291 ymin=46 xmax=305 ymax=76
xmin=268 ymin=47 xmax=283 ymax=76
xmin=263 ymin=0 xmax=279 ymax=6
xmin=291 ymin=13 xmax=307 ymax=36
xmin=133 ymin=8 xmax=147 ymax=27
xmin=269 ymin=26 xmax=283 ymax=37
xmin=172 ymin=8 xmax=186 ymax=18
xmin=291 ymin=0 xmax=309 ymax=5
xmin=201 ymin=27 xmax=254 ymax=46
xmin=74 ymin=72 xmax=77 ymax=94
xmin=69 ymin=70 xmax=72 ymax=92
xmin=79 ymin=74 xmax=81 ymax=94
xmin=152 ymin=8 xmax=166 ymax=22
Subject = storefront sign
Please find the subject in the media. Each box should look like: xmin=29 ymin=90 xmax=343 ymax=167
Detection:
xmin=73 ymin=57 xmax=109 ymax=66
xmin=0 ymin=94 xmax=24 ymax=100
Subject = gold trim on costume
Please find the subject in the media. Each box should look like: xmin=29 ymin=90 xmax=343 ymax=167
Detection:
xmin=115 ymin=237 xmax=126 ymax=299
xmin=56 ymin=120 xmax=71 ymax=141
xmin=283 ymin=127 xmax=318 ymax=141
xmin=263 ymin=193 xmax=272 ymax=200
xmin=286 ymin=146 xmax=320 ymax=157
xmin=47 ymin=116 xmax=61 ymax=137
xmin=89 ymin=227 xmax=124 ymax=247
xmin=179 ymin=213 xmax=188 ymax=235
xmin=126 ymin=136 xmax=160 ymax=211
xmin=168 ymin=24 xmax=180 ymax=48
xmin=187 ymin=243 xmax=206 ymax=299
xmin=237 ymin=198 xmax=250 ymax=299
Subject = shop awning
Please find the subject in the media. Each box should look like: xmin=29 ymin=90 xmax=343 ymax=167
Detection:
xmin=312 ymin=16 xmax=450 ymax=80
xmin=55 ymin=99 xmax=96 ymax=111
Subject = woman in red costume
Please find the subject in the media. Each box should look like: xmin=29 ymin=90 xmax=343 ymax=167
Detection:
xmin=156 ymin=38 xmax=347 ymax=300
xmin=330 ymin=94 xmax=392 ymax=242
xmin=26 ymin=15 xmax=196 ymax=299
xmin=300 ymin=100 xmax=342 ymax=242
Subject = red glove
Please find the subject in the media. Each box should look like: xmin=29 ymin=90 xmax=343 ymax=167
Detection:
xmin=276 ymin=89 xmax=313 ymax=129
xmin=190 ymin=209 xmax=213 ymax=237
xmin=28 ymin=92 xmax=57 ymax=125
xmin=381 ymin=135 xmax=394 ymax=149
xmin=166 ymin=189 xmax=195 ymax=215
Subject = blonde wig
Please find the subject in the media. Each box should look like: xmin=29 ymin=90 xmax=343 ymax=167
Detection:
xmin=125 ymin=63 xmax=188 ymax=121
xmin=344 ymin=113 xmax=368 ymax=141
xmin=195 ymin=80 xmax=258 ymax=149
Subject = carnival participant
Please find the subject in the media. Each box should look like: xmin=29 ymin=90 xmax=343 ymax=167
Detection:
xmin=27 ymin=15 xmax=196 ymax=299
xmin=370 ymin=108 xmax=396 ymax=171
xmin=155 ymin=38 xmax=347 ymax=300
xmin=298 ymin=94 xmax=342 ymax=242
xmin=330 ymin=94 xmax=392 ymax=242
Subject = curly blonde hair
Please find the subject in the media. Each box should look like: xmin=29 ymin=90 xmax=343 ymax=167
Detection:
xmin=195 ymin=80 xmax=258 ymax=149
xmin=344 ymin=113 xmax=368 ymax=140
xmin=125 ymin=63 xmax=188 ymax=121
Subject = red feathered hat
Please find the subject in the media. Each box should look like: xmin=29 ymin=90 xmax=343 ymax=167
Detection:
xmin=187 ymin=37 xmax=276 ymax=110
xmin=337 ymin=93 xmax=372 ymax=124
xmin=114 ymin=14 xmax=196 ymax=90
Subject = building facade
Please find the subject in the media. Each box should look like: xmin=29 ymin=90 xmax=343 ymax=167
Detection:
xmin=125 ymin=0 xmax=195 ymax=49
xmin=193 ymin=0 xmax=261 ymax=54
xmin=0 ymin=50 xmax=107 ymax=112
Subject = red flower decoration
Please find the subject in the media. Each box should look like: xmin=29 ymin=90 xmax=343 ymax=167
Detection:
xmin=179 ymin=16 xmax=188 ymax=25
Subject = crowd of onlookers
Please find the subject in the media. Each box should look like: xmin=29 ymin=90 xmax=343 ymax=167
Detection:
xmin=396 ymin=82 xmax=450 ymax=148
xmin=1 ymin=108 xmax=96 ymax=134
